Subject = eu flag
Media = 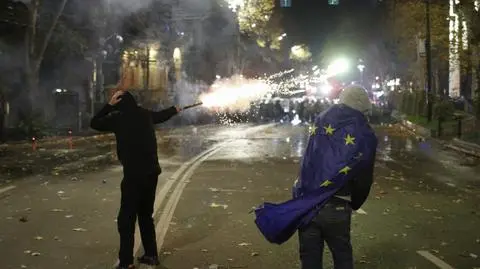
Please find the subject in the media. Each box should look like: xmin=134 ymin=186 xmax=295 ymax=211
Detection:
xmin=254 ymin=104 xmax=377 ymax=244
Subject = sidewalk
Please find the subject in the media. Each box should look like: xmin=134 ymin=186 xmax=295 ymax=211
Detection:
xmin=0 ymin=136 xmax=116 ymax=182
xmin=0 ymin=124 xmax=240 ymax=182
xmin=391 ymin=110 xmax=480 ymax=158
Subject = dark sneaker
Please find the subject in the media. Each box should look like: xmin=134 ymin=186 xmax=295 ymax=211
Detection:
xmin=137 ymin=255 xmax=160 ymax=266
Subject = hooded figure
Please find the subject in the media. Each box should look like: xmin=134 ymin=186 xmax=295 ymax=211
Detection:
xmin=90 ymin=90 xmax=180 ymax=269
xmin=254 ymin=85 xmax=377 ymax=269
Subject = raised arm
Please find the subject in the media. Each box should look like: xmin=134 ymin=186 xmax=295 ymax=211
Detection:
xmin=90 ymin=90 xmax=124 ymax=132
xmin=90 ymin=104 xmax=120 ymax=132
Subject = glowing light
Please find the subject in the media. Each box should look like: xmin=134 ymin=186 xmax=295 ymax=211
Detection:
xmin=173 ymin=48 xmax=181 ymax=61
xmin=200 ymin=75 xmax=271 ymax=112
xmin=327 ymin=58 xmax=349 ymax=76
xmin=149 ymin=47 xmax=157 ymax=59
xmin=387 ymin=79 xmax=400 ymax=87
xmin=290 ymin=45 xmax=311 ymax=61
xmin=291 ymin=114 xmax=302 ymax=126
xmin=225 ymin=0 xmax=245 ymax=12
xmin=320 ymin=84 xmax=333 ymax=95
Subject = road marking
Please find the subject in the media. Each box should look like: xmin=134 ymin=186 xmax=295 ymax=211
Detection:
xmin=355 ymin=208 xmax=367 ymax=214
xmin=112 ymin=145 xmax=226 ymax=268
xmin=155 ymin=147 xmax=223 ymax=250
xmin=0 ymin=185 xmax=16 ymax=195
xmin=417 ymin=250 xmax=456 ymax=269
xmin=131 ymin=144 xmax=226 ymax=258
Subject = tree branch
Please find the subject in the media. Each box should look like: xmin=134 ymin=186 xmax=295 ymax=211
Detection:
xmin=34 ymin=0 xmax=69 ymax=72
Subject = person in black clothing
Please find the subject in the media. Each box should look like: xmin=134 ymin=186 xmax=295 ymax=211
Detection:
xmin=90 ymin=90 xmax=180 ymax=269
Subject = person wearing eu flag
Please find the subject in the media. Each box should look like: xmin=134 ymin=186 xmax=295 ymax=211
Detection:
xmin=254 ymin=86 xmax=378 ymax=269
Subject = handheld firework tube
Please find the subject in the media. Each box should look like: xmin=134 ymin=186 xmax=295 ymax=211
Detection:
xmin=183 ymin=102 xmax=203 ymax=110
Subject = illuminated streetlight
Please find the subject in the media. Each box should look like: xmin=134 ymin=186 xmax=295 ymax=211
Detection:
xmin=357 ymin=62 xmax=365 ymax=83
xmin=357 ymin=64 xmax=365 ymax=72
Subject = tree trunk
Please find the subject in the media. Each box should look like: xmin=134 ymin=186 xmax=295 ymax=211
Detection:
xmin=472 ymin=44 xmax=479 ymax=116
xmin=23 ymin=0 xmax=69 ymax=116
xmin=26 ymin=68 xmax=39 ymax=113
xmin=0 ymin=89 xmax=5 ymax=142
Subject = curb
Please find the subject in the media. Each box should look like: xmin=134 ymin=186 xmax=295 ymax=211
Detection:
xmin=444 ymin=144 xmax=480 ymax=158
xmin=394 ymin=114 xmax=480 ymax=158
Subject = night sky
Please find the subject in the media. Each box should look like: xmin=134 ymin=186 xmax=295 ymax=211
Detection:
xmin=279 ymin=0 xmax=382 ymax=61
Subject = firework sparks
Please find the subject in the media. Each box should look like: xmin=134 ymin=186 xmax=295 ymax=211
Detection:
xmin=200 ymin=75 xmax=271 ymax=112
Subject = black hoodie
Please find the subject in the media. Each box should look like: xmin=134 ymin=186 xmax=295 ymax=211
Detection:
xmin=90 ymin=92 xmax=178 ymax=177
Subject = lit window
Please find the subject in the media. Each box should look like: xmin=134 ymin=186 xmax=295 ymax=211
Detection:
xmin=328 ymin=0 xmax=339 ymax=5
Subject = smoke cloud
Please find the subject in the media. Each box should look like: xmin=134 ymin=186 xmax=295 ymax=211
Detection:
xmin=106 ymin=0 xmax=154 ymax=14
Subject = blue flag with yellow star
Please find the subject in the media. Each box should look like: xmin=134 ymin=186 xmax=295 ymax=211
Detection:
xmin=254 ymin=104 xmax=377 ymax=244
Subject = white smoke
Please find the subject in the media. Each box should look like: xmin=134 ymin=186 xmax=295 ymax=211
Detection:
xmin=106 ymin=0 xmax=154 ymax=14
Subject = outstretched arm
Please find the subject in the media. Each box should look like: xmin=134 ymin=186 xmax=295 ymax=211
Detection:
xmin=151 ymin=106 xmax=180 ymax=124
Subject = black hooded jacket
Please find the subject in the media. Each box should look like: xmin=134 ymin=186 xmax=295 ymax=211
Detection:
xmin=90 ymin=92 xmax=178 ymax=176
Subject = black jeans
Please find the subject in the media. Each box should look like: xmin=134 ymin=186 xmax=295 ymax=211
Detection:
xmin=298 ymin=198 xmax=353 ymax=269
xmin=118 ymin=174 xmax=159 ymax=266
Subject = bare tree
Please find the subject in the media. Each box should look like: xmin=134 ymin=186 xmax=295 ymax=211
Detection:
xmin=23 ymin=0 xmax=69 ymax=111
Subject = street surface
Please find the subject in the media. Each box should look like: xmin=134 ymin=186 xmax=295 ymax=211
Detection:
xmin=0 ymin=123 xmax=479 ymax=269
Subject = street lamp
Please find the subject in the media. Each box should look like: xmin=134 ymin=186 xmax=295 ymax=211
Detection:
xmin=95 ymin=33 xmax=123 ymax=105
xmin=425 ymin=0 xmax=433 ymax=122
xmin=357 ymin=63 xmax=365 ymax=84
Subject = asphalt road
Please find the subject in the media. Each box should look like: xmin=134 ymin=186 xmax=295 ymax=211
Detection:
xmin=0 ymin=123 xmax=479 ymax=269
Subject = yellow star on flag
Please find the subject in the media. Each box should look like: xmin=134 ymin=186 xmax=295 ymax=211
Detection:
xmin=320 ymin=179 xmax=333 ymax=187
xmin=339 ymin=166 xmax=351 ymax=175
xmin=344 ymin=134 xmax=355 ymax=145
xmin=323 ymin=124 xmax=335 ymax=135
xmin=309 ymin=125 xmax=318 ymax=136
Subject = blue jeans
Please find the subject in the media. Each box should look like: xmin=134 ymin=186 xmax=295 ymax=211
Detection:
xmin=298 ymin=198 xmax=353 ymax=269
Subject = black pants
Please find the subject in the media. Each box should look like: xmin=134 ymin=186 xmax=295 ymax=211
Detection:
xmin=118 ymin=174 xmax=159 ymax=266
xmin=298 ymin=198 xmax=353 ymax=269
